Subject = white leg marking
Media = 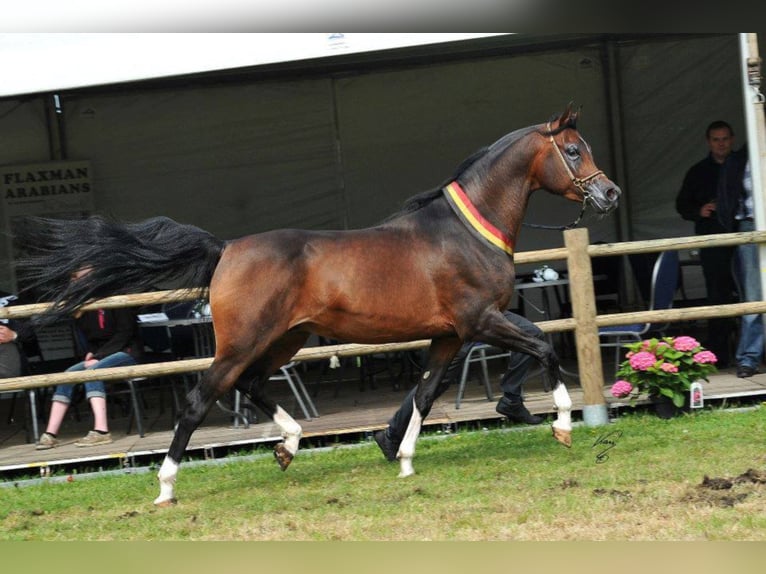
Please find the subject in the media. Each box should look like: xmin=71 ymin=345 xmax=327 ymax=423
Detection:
xmin=154 ymin=456 xmax=179 ymax=506
xmin=552 ymin=381 xmax=572 ymax=432
xmin=274 ymin=405 xmax=302 ymax=455
xmin=397 ymin=397 xmax=423 ymax=478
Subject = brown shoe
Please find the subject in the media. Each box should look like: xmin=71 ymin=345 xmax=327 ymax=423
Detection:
xmin=74 ymin=430 xmax=113 ymax=447
xmin=35 ymin=432 xmax=59 ymax=450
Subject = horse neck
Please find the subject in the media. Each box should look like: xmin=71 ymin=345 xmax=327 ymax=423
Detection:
xmin=458 ymin=133 xmax=540 ymax=247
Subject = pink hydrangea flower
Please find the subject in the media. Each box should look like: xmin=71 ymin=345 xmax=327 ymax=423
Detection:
xmin=693 ymin=350 xmax=718 ymax=364
xmin=611 ymin=380 xmax=633 ymax=398
xmin=629 ymin=351 xmax=657 ymax=371
xmin=660 ymin=362 xmax=679 ymax=373
xmin=674 ymin=336 xmax=700 ymax=352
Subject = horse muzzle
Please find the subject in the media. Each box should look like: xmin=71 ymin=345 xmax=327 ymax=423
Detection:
xmin=587 ymin=180 xmax=621 ymax=214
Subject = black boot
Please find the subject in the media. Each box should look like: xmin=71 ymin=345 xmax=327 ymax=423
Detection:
xmin=496 ymin=396 xmax=544 ymax=425
xmin=374 ymin=429 xmax=399 ymax=462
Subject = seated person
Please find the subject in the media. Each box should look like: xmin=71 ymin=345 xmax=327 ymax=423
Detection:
xmin=36 ymin=294 xmax=143 ymax=450
xmin=0 ymin=292 xmax=39 ymax=379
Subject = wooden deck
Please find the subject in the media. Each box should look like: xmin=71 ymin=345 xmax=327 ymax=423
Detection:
xmin=1 ymin=364 xmax=765 ymax=478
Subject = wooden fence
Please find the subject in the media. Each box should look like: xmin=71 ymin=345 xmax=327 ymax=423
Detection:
xmin=2 ymin=229 xmax=766 ymax=424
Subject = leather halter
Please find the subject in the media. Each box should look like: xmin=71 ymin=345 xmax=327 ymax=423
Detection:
xmin=546 ymin=122 xmax=604 ymax=199
xmin=518 ymin=123 xmax=605 ymax=231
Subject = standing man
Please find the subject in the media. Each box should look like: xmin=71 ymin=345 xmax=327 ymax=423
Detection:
xmin=716 ymin=144 xmax=763 ymax=377
xmin=676 ymin=120 xmax=739 ymax=368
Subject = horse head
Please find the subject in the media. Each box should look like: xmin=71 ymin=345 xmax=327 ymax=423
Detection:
xmin=534 ymin=103 xmax=621 ymax=215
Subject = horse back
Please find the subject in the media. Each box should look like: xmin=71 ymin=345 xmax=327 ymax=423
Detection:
xmin=209 ymin=225 xmax=515 ymax=344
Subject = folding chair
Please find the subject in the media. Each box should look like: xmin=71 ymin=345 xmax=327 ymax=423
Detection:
xmin=599 ymin=250 xmax=680 ymax=373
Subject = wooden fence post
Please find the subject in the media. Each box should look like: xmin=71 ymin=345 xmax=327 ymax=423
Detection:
xmin=564 ymin=227 xmax=608 ymax=426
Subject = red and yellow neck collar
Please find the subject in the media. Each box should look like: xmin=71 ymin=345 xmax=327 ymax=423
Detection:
xmin=443 ymin=181 xmax=514 ymax=257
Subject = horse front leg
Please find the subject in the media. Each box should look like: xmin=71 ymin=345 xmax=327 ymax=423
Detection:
xmin=551 ymin=381 xmax=573 ymax=447
xmin=474 ymin=309 xmax=572 ymax=449
xmin=397 ymin=338 xmax=462 ymax=477
xmin=154 ymin=360 xmax=242 ymax=507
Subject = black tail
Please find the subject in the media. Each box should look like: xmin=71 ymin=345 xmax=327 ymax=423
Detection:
xmin=15 ymin=215 xmax=226 ymax=326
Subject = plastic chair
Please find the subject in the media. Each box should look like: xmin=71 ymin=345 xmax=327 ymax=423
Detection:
xmin=454 ymin=343 xmax=513 ymax=409
xmin=592 ymin=252 xmax=625 ymax=313
xmin=598 ymin=250 xmax=680 ymax=372
xmin=107 ymin=376 xmax=149 ymax=437
xmin=233 ymin=361 xmax=319 ymax=425
xmin=1 ymin=381 xmax=40 ymax=444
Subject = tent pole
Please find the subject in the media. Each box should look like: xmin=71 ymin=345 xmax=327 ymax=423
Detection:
xmin=739 ymin=33 xmax=766 ymax=354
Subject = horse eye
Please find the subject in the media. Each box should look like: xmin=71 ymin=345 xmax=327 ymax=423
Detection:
xmin=566 ymin=145 xmax=580 ymax=159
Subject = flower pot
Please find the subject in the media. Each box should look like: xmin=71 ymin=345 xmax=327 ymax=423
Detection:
xmin=651 ymin=394 xmax=684 ymax=419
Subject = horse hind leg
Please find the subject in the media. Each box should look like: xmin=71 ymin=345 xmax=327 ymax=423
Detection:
xmin=155 ymin=359 xmax=244 ymax=507
xmin=273 ymin=407 xmax=302 ymax=471
xmin=234 ymin=332 xmax=309 ymax=471
xmin=234 ymin=376 xmax=302 ymax=471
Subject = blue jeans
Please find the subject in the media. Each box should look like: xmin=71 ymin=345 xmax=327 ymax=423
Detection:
xmin=735 ymin=220 xmax=764 ymax=369
xmin=52 ymin=351 xmax=137 ymax=404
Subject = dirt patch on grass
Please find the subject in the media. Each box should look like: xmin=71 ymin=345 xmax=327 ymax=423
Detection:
xmin=682 ymin=468 xmax=766 ymax=508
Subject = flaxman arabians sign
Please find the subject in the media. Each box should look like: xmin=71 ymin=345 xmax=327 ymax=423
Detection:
xmin=1 ymin=160 xmax=93 ymax=217
xmin=0 ymin=161 xmax=94 ymax=327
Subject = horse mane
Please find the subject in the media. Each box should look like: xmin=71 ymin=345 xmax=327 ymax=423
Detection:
xmin=384 ymin=108 xmax=580 ymax=223
xmin=378 ymin=146 xmax=489 ymax=222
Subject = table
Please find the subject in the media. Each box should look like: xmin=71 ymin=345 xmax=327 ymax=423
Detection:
xmin=515 ymin=276 xmax=570 ymax=321
xmin=136 ymin=313 xmax=231 ymax=424
xmin=138 ymin=314 xmax=214 ymax=359
xmin=514 ymin=273 xmax=607 ymax=321
xmin=512 ymin=274 xmax=601 ymax=381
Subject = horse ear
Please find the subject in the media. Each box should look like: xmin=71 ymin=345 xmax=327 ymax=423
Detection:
xmin=558 ymin=101 xmax=579 ymax=128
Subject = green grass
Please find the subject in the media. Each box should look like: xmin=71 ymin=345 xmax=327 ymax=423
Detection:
xmin=1 ymin=407 xmax=765 ymax=540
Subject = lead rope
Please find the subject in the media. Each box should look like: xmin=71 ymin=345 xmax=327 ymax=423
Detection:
xmin=522 ymin=200 xmax=588 ymax=231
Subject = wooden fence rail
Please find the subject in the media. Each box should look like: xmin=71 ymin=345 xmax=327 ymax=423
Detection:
xmin=2 ymin=230 xmax=764 ymax=424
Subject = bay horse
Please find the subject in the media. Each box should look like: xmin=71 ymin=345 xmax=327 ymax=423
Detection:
xmin=18 ymin=104 xmax=620 ymax=506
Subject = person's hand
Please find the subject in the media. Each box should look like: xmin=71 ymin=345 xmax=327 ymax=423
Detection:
xmin=0 ymin=325 xmax=17 ymax=344
xmin=83 ymin=352 xmax=99 ymax=368
xmin=700 ymin=201 xmax=717 ymax=218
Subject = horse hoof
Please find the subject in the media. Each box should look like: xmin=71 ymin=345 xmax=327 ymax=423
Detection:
xmin=552 ymin=426 xmax=572 ymax=448
xmin=153 ymin=498 xmax=178 ymax=508
xmin=274 ymin=442 xmax=294 ymax=471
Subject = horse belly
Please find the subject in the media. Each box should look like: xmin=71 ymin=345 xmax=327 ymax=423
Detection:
xmin=304 ymin=263 xmax=450 ymax=343
xmin=310 ymin=310 xmax=449 ymax=344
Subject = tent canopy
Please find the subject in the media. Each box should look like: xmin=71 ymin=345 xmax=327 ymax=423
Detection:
xmin=0 ymin=33 xmax=508 ymax=98
xmin=0 ymin=33 xmax=759 ymax=295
